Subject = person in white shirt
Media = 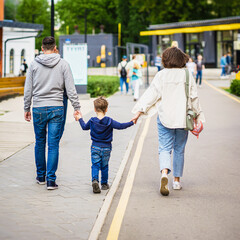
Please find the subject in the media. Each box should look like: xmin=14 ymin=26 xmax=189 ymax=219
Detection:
xmin=131 ymin=47 xmax=205 ymax=196
xmin=126 ymin=55 xmax=142 ymax=100
xmin=186 ymin=57 xmax=196 ymax=76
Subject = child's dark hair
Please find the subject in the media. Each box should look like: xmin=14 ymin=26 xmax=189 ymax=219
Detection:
xmin=94 ymin=96 xmax=108 ymax=113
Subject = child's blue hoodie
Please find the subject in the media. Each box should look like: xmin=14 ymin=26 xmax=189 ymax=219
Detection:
xmin=79 ymin=116 xmax=133 ymax=148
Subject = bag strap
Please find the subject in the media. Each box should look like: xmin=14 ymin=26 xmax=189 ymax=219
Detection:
xmin=185 ymin=68 xmax=189 ymax=99
xmin=120 ymin=62 xmax=127 ymax=69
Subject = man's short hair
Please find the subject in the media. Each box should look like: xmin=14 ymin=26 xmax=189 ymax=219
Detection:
xmin=162 ymin=47 xmax=189 ymax=68
xmin=94 ymin=96 xmax=108 ymax=113
xmin=42 ymin=36 xmax=56 ymax=50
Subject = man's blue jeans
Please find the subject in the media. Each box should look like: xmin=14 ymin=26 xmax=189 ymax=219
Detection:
xmin=196 ymin=70 xmax=202 ymax=85
xmin=91 ymin=146 xmax=111 ymax=184
xmin=33 ymin=106 xmax=64 ymax=182
xmin=157 ymin=117 xmax=188 ymax=177
xmin=120 ymin=77 xmax=129 ymax=93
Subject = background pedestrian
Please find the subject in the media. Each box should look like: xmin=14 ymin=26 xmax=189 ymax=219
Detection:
xmin=118 ymin=55 xmax=129 ymax=94
xmin=126 ymin=55 xmax=141 ymax=97
xmin=186 ymin=57 xmax=196 ymax=76
xmin=220 ymin=53 xmax=227 ymax=78
xmin=226 ymin=52 xmax=232 ymax=75
xmin=195 ymin=54 xmax=205 ymax=87
xmin=155 ymin=54 xmax=162 ymax=71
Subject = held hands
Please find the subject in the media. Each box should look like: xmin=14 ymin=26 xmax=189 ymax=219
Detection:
xmin=131 ymin=112 xmax=142 ymax=124
xmin=74 ymin=110 xmax=82 ymax=121
xmin=24 ymin=112 xmax=31 ymax=122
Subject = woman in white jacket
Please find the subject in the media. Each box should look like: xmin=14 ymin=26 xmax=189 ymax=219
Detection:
xmin=132 ymin=47 xmax=205 ymax=196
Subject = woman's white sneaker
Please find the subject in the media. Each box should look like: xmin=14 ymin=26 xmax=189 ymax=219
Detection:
xmin=160 ymin=173 xmax=169 ymax=196
xmin=172 ymin=181 xmax=182 ymax=190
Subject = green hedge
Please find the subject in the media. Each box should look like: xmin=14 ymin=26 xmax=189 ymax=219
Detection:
xmin=230 ymin=79 xmax=240 ymax=97
xmin=87 ymin=75 xmax=119 ymax=97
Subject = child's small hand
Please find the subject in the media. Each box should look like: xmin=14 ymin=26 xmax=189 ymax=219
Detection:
xmin=74 ymin=110 xmax=82 ymax=121
xmin=131 ymin=112 xmax=142 ymax=124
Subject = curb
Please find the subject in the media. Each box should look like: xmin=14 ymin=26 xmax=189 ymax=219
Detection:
xmin=88 ymin=119 xmax=142 ymax=240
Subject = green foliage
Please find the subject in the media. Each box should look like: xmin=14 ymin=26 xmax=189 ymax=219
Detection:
xmin=87 ymin=75 xmax=119 ymax=97
xmin=56 ymin=0 xmax=118 ymax=35
xmin=230 ymin=79 xmax=240 ymax=97
xmin=16 ymin=0 xmax=51 ymax=50
xmin=4 ymin=0 xmax=240 ymax=49
xmin=4 ymin=0 xmax=17 ymax=20
xmin=211 ymin=0 xmax=240 ymax=17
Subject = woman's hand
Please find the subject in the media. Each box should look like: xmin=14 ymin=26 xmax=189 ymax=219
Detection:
xmin=131 ymin=112 xmax=142 ymax=124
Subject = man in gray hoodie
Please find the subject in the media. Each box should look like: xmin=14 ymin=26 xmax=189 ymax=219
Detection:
xmin=24 ymin=36 xmax=81 ymax=190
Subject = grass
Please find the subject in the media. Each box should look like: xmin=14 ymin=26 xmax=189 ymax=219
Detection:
xmin=221 ymin=87 xmax=231 ymax=93
xmin=87 ymin=75 xmax=119 ymax=97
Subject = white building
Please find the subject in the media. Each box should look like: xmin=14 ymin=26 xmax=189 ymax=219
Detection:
xmin=0 ymin=20 xmax=43 ymax=77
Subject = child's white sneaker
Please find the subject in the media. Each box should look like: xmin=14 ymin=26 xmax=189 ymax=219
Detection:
xmin=172 ymin=181 xmax=182 ymax=190
xmin=160 ymin=173 xmax=169 ymax=196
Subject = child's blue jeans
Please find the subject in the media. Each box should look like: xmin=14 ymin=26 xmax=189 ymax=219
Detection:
xmin=91 ymin=146 xmax=111 ymax=184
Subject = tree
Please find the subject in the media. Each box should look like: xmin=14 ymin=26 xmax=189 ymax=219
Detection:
xmin=16 ymin=0 xmax=51 ymax=50
xmin=211 ymin=0 xmax=240 ymax=18
xmin=56 ymin=0 xmax=118 ymax=35
xmin=131 ymin=0 xmax=213 ymax=24
xmin=4 ymin=0 xmax=17 ymax=20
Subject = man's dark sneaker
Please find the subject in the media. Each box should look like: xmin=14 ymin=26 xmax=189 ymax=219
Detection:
xmin=47 ymin=181 xmax=58 ymax=190
xmin=92 ymin=180 xmax=101 ymax=194
xmin=36 ymin=176 xmax=46 ymax=185
xmin=101 ymin=183 xmax=110 ymax=190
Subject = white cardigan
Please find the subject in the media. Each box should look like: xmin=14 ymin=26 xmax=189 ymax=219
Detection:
xmin=132 ymin=68 xmax=205 ymax=129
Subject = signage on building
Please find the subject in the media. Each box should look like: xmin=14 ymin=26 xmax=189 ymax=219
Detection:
xmin=63 ymin=44 xmax=88 ymax=85
xmin=234 ymin=41 xmax=240 ymax=50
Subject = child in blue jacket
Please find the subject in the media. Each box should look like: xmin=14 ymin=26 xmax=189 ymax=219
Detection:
xmin=75 ymin=96 xmax=134 ymax=193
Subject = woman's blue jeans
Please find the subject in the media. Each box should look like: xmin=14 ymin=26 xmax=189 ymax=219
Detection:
xmin=91 ymin=146 xmax=111 ymax=184
xmin=157 ymin=117 xmax=188 ymax=177
xmin=33 ymin=106 xmax=64 ymax=182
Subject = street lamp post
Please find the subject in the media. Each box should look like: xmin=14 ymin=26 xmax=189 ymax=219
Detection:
xmin=51 ymin=0 xmax=54 ymax=37
xmin=84 ymin=9 xmax=87 ymax=43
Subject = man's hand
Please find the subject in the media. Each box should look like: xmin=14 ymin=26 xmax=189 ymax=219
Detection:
xmin=131 ymin=112 xmax=142 ymax=124
xmin=74 ymin=110 xmax=82 ymax=121
xmin=24 ymin=112 xmax=31 ymax=122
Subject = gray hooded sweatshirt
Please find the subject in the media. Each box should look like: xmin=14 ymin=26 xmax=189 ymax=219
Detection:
xmin=24 ymin=53 xmax=80 ymax=112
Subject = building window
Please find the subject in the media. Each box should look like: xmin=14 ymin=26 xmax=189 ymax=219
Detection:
xmin=21 ymin=49 xmax=25 ymax=64
xmin=157 ymin=35 xmax=173 ymax=54
xmin=9 ymin=49 xmax=14 ymax=74
xmin=216 ymin=30 xmax=236 ymax=67
xmin=185 ymin=33 xmax=204 ymax=60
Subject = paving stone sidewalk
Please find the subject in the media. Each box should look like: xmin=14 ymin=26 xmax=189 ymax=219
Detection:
xmin=0 ymin=91 xmax=139 ymax=240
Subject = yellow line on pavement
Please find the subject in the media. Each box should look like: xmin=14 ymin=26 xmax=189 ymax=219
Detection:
xmin=106 ymin=118 xmax=151 ymax=240
xmin=204 ymin=80 xmax=240 ymax=104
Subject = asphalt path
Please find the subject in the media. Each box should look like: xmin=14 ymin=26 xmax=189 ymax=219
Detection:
xmin=99 ymin=82 xmax=240 ymax=240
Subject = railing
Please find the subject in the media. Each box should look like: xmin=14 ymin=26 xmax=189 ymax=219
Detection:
xmin=0 ymin=76 xmax=26 ymax=99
